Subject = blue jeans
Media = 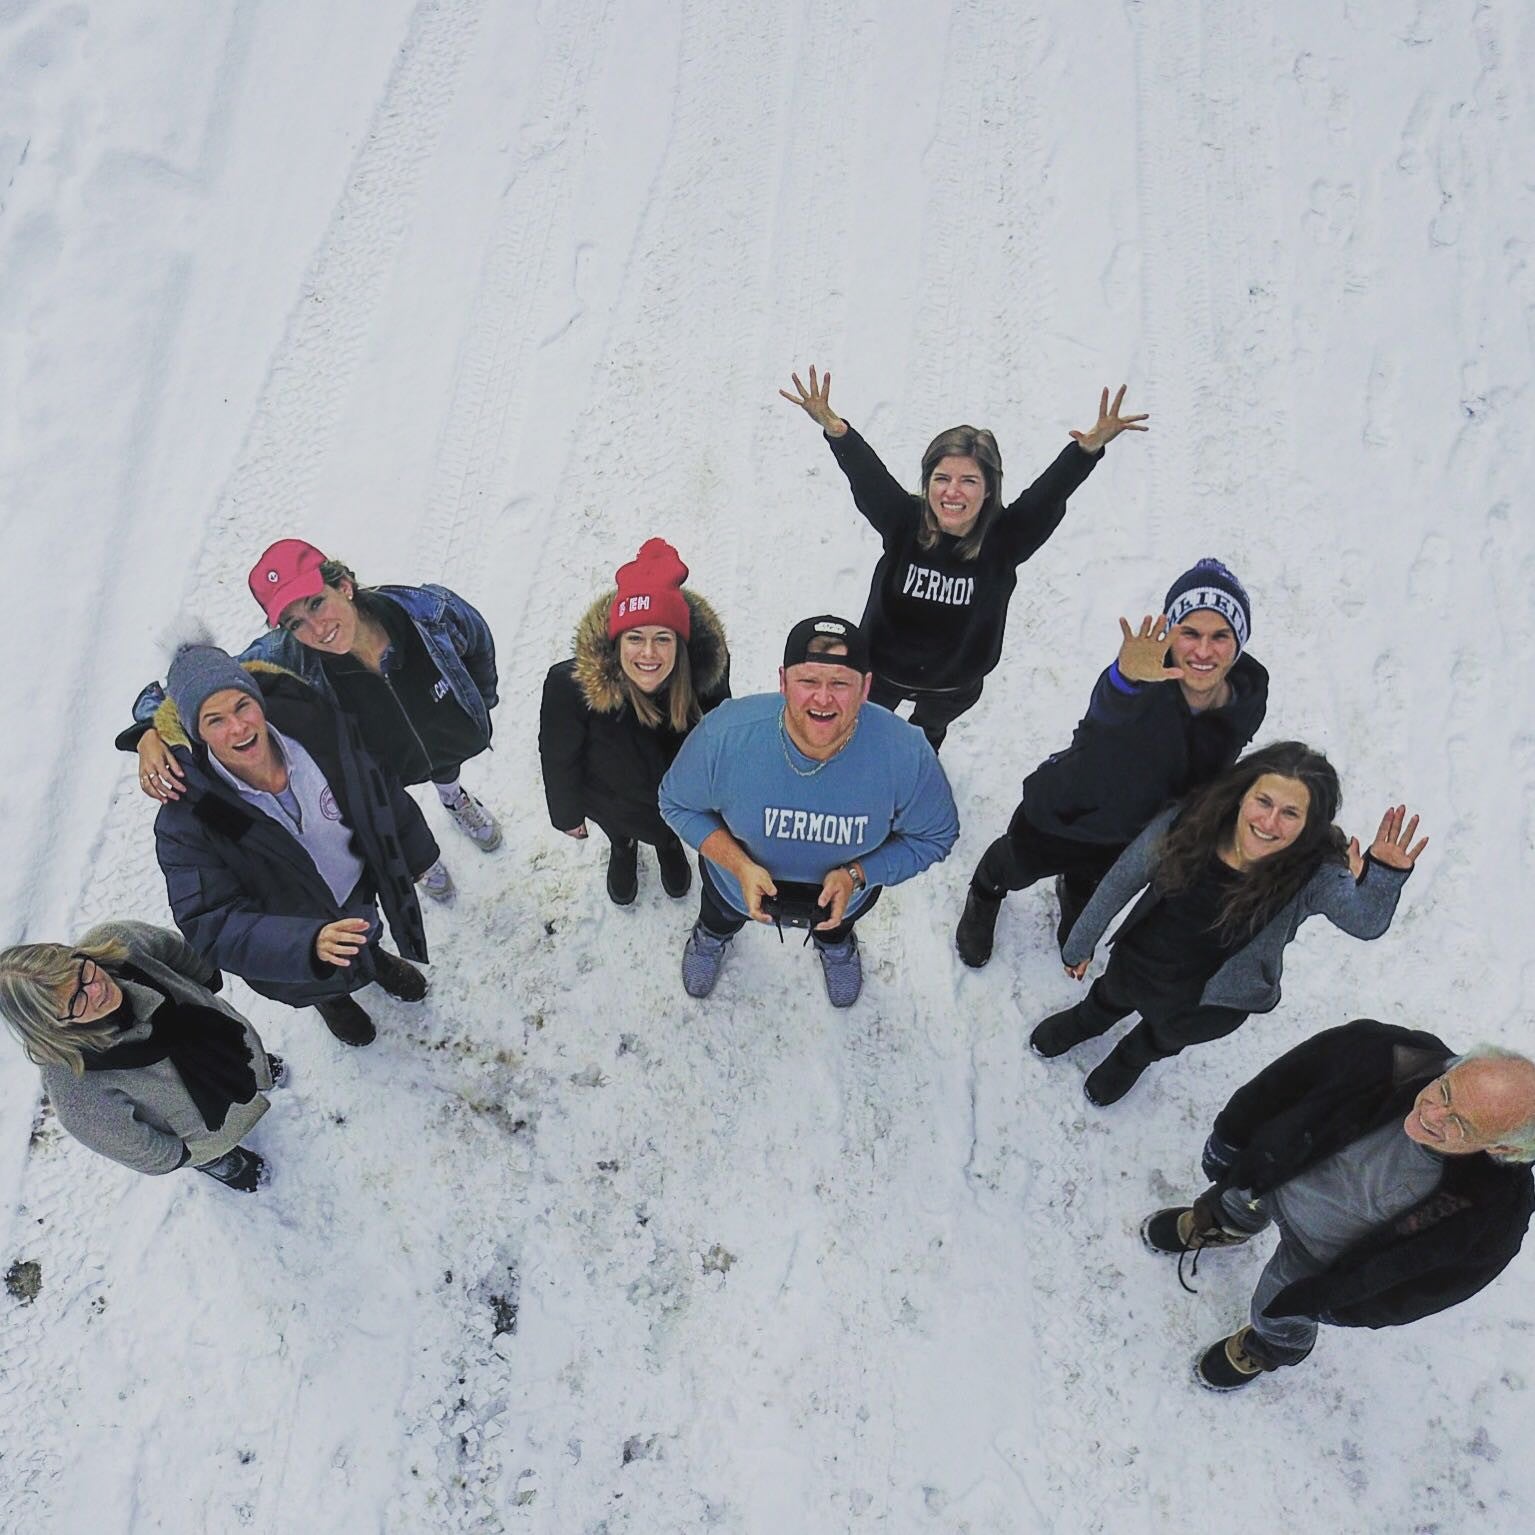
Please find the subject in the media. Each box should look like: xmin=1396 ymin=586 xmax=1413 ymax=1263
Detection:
xmin=1219 ymin=1189 xmax=1321 ymax=1366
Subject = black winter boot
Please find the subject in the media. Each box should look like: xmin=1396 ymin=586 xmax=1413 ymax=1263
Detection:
xmin=373 ymin=949 xmax=428 ymax=1002
xmin=655 ymin=836 xmax=692 ymax=899
xmin=1029 ymin=993 xmax=1120 ymax=1058
xmin=1195 ymin=1327 xmax=1275 ymax=1392
xmin=196 ymin=1145 xmax=266 ymax=1192
xmin=955 ymin=884 xmax=1003 ymax=968
xmin=607 ymin=836 xmax=639 ymax=905
xmin=1084 ymin=1026 xmax=1158 ymax=1106
xmin=316 ymin=996 xmax=377 ymax=1047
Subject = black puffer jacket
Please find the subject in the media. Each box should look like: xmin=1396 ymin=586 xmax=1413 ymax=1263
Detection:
xmin=1205 ymin=1019 xmax=1534 ymax=1329
xmin=151 ymin=664 xmax=437 ymax=1006
xmin=1020 ymin=652 xmax=1269 ymax=846
xmin=539 ymin=591 xmax=730 ymax=843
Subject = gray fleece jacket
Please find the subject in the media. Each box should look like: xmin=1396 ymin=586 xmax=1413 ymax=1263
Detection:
xmin=1061 ymin=806 xmax=1412 ymax=1014
xmin=41 ymin=922 xmax=273 ymax=1175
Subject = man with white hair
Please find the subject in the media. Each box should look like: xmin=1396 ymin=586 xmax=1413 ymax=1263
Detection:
xmin=1143 ymin=1019 xmax=1535 ymax=1391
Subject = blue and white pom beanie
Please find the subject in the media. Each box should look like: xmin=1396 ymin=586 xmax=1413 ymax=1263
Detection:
xmin=1162 ymin=559 xmax=1251 ymax=654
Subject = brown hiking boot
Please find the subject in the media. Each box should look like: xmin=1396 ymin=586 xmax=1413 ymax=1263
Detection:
xmin=1196 ymin=1326 xmax=1273 ymax=1392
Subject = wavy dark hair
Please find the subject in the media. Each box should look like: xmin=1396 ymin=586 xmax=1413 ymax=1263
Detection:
xmin=915 ymin=426 xmax=1004 ymax=560
xmin=1154 ymin=741 xmax=1347 ymax=943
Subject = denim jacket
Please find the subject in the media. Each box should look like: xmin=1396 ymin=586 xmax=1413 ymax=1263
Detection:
xmin=125 ymin=584 xmax=498 ymax=744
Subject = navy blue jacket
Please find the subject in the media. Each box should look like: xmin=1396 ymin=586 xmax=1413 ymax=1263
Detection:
xmin=1020 ymin=652 xmax=1269 ymax=846
xmin=151 ymin=664 xmax=437 ymax=1006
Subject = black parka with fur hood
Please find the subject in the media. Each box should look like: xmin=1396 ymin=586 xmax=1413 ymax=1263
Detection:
xmin=539 ymin=591 xmax=730 ymax=843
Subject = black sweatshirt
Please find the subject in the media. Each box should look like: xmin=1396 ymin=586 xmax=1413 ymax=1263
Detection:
xmin=825 ymin=425 xmax=1101 ymax=691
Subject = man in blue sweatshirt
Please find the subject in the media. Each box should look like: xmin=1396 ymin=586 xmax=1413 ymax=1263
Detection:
xmin=659 ymin=615 xmax=959 ymax=1007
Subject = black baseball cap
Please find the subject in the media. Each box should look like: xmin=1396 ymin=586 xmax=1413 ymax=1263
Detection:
xmin=782 ymin=615 xmax=872 ymax=674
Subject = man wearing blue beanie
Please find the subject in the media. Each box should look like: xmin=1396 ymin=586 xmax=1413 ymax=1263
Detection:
xmin=957 ymin=559 xmax=1268 ymax=968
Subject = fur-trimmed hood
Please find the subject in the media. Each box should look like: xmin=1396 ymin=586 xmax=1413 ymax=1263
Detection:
xmin=152 ymin=659 xmax=297 ymax=751
xmin=570 ymin=590 xmax=729 ymax=715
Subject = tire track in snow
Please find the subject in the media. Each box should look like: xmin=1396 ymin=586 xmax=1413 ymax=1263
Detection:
xmin=3 ymin=6 xmax=487 ymax=1528
xmin=796 ymin=6 xmax=1062 ymax=1515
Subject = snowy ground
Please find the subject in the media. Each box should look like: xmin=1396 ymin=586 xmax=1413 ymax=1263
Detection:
xmin=2 ymin=1 xmax=1533 ymax=1531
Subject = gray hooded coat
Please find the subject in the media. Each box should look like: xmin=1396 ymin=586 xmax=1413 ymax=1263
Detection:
xmin=40 ymin=922 xmax=273 ymax=1175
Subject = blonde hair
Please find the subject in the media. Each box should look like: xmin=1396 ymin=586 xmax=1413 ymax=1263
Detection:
xmin=620 ymin=637 xmax=700 ymax=733
xmin=0 ymin=937 xmax=130 ymax=1074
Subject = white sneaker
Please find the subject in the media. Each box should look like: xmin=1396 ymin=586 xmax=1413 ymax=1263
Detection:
xmin=417 ymin=858 xmax=456 ymax=903
xmin=444 ymin=787 xmax=502 ymax=851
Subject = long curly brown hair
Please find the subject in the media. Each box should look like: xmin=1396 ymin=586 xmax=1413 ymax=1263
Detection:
xmin=1154 ymin=741 xmax=1347 ymax=943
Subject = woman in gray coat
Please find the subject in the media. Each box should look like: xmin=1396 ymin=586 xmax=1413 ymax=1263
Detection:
xmin=1032 ymin=742 xmax=1428 ymax=1106
xmin=0 ymin=921 xmax=278 ymax=1191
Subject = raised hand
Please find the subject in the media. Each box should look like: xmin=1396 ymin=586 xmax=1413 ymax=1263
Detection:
xmin=779 ymin=365 xmax=848 ymax=437
xmin=1116 ymin=615 xmax=1182 ymax=684
xmin=1348 ymin=805 xmax=1429 ymax=877
xmin=1070 ymin=385 xmax=1150 ymax=453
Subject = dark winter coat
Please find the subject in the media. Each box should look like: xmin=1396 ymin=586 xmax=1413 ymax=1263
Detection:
xmin=540 ymin=591 xmax=730 ymax=843
xmin=1205 ymin=1019 xmax=1534 ymax=1329
xmin=825 ymin=424 xmax=1101 ymax=692
xmin=1063 ymin=805 xmax=1412 ymax=1014
xmin=1020 ymin=653 xmax=1269 ymax=846
xmin=150 ymin=663 xmax=438 ymax=1006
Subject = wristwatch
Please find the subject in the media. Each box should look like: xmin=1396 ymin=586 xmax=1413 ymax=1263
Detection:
xmin=843 ymin=861 xmax=867 ymax=893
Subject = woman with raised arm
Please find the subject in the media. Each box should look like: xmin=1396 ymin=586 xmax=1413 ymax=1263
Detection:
xmin=122 ymin=540 xmax=500 ymax=902
xmin=539 ymin=538 xmax=730 ymax=905
xmin=1033 ymin=741 xmax=1429 ymax=1106
xmin=0 ymin=921 xmax=280 ymax=1192
xmin=779 ymin=366 xmax=1147 ymax=751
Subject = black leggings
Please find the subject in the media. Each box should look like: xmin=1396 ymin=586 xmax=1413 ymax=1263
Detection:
xmin=697 ymin=863 xmax=881 ymax=946
xmin=590 ymin=817 xmax=684 ymax=853
xmin=1075 ymin=956 xmax=1248 ymax=1061
xmin=868 ymin=674 xmax=983 ymax=753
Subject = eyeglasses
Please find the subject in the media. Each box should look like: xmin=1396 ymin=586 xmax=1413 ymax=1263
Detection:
xmin=61 ymin=957 xmax=99 ymax=1023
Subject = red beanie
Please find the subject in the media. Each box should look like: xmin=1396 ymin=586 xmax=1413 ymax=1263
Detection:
xmin=608 ymin=538 xmax=692 ymax=640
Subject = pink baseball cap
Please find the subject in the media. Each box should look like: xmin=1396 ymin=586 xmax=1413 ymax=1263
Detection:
xmin=249 ymin=539 xmax=328 ymax=626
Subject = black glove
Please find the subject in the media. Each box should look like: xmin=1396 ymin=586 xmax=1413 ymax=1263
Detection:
xmin=194 ymin=1146 xmax=265 ymax=1193
xmin=1201 ymin=1129 xmax=1239 ymax=1184
xmin=205 ymin=968 xmax=225 ymax=994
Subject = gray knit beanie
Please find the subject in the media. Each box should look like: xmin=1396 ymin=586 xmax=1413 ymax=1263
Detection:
xmin=166 ymin=644 xmax=262 ymax=742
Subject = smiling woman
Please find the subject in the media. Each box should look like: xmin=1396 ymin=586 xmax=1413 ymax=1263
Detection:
xmin=539 ymin=538 xmax=731 ymax=907
xmin=116 ymin=539 xmax=503 ymax=904
xmin=1032 ymin=740 xmax=1430 ymax=1105
xmin=780 ymin=365 xmax=1147 ymax=751
xmin=0 ymin=921 xmax=277 ymax=1190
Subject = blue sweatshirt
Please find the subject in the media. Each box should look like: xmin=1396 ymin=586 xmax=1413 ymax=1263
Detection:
xmin=659 ymin=694 xmax=959 ymax=918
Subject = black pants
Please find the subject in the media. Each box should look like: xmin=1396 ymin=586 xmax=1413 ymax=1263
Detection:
xmin=974 ymin=803 xmax=1127 ymax=944
xmin=697 ymin=863 xmax=881 ymax=946
xmin=590 ymin=816 xmax=684 ymax=855
xmin=868 ymin=674 xmax=983 ymax=753
xmin=1074 ymin=955 xmax=1248 ymax=1061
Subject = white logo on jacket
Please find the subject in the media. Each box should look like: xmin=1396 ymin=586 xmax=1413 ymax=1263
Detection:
xmin=901 ymin=565 xmax=975 ymax=605
xmin=763 ymin=807 xmax=871 ymax=845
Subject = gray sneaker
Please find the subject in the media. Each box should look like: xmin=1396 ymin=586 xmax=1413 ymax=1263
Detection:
xmin=417 ymin=858 xmax=456 ymax=903
xmin=815 ymin=932 xmax=863 ymax=1007
xmin=445 ymin=787 xmax=502 ymax=851
xmin=682 ymin=924 xmax=732 ymax=998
